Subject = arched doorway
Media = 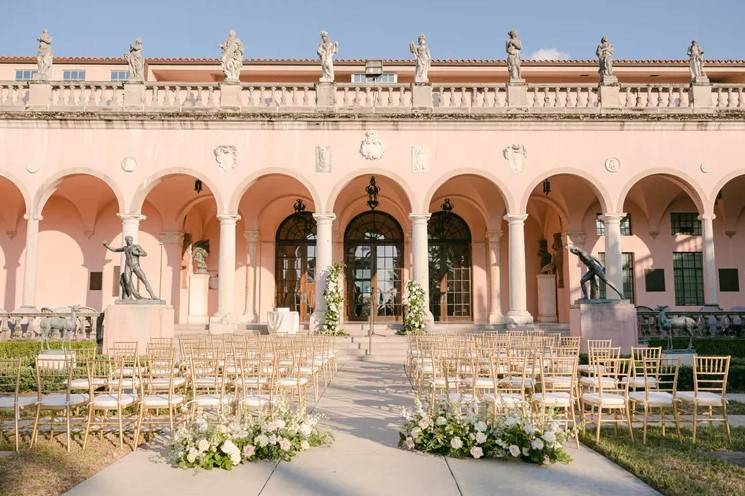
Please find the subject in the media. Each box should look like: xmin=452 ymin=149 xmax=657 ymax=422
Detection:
xmin=428 ymin=205 xmax=472 ymax=321
xmin=344 ymin=211 xmax=403 ymax=322
xmin=275 ymin=204 xmax=317 ymax=321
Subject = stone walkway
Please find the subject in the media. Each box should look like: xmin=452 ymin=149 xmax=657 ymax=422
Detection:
xmin=65 ymin=359 xmax=658 ymax=496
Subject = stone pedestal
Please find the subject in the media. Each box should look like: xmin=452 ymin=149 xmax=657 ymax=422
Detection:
xmin=411 ymin=84 xmax=432 ymax=108
xmin=599 ymin=84 xmax=620 ymax=108
xmin=123 ymin=82 xmax=145 ymax=108
xmin=28 ymin=82 xmax=51 ymax=109
xmin=220 ymin=82 xmax=242 ymax=109
xmin=536 ymin=274 xmax=558 ymax=323
xmin=103 ymin=302 xmax=174 ymax=354
xmin=691 ymin=83 xmax=713 ymax=109
xmin=506 ymin=82 xmax=527 ymax=107
xmin=187 ymin=273 xmax=210 ymax=324
xmin=316 ymin=82 xmax=336 ymax=107
xmin=570 ymin=300 xmax=638 ymax=353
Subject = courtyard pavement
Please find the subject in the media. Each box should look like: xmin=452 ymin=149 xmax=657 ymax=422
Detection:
xmin=65 ymin=359 xmax=659 ymax=496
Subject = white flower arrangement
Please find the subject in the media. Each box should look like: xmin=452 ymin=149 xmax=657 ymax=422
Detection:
xmin=321 ymin=262 xmax=347 ymax=335
xmin=399 ymin=398 xmax=572 ymax=465
xmin=172 ymin=402 xmax=332 ymax=470
xmin=401 ymin=280 xmax=427 ymax=335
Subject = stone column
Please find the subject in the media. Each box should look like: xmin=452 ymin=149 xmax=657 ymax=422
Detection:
xmin=410 ymin=214 xmax=432 ymax=320
xmin=486 ymin=229 xmax=503 ymax=324
xmin=241 ymin=230 xmax=260 ymax=322
xmin=565 ymin=231 xmax=586 ymax=303
xmin=504 ymin=214 xmax=533 ymax=326
xmin=159 ymin=231 xmax=184 ymax=305
xmin=312 ymin=213 xmax=335 ymax=330
xmin=20 ymin=213 xmax=42 ymax=309
xmin=211 ymin=214 xmax=240 ymax=332
xmin=699 ymin=214 xmax=718 ymax=305
xmin=117 ymin=213 xmax=146 ymax=297
xmin=600 ymin=213 xmax=625 ymax=300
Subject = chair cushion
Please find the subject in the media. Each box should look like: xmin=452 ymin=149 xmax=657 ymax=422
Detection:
xmin=68 ymin=378 xmax=107 ymax=390
xmin=543 ymin=376 xmax=574 ymax=388
xmin=533 ymin=392 xmax=572 ymax=407
xmin=581 ymin=393 xmax=626 ymax=407
xmin=503 ymin=376 xmax=535 ymax=388
xmin=195 ymin=394 xmax=233 ymax=407
xmin=142 ymin=394 xmax=185 ymax=408
xmin=473 ymin=377 xmax=496 ymax=388
xmin=40 ymin=393 xmax=89 ymax=408
xmin=92 ymin=393 xmax=136 ymax=409
xmin=483 ymin=393 xmax=524 ymax=406
xmin=622 ymin=376 xmax=658 ymax=388
xmin=0 ymin=395 xmax=38 ymax=409
xmin=676 ymin=391 xmax=725 ymax=406
xmin=239 ymin=395 xmax=275 ymax=408
xmin=579 ymin=376 xmax=618 ymax=387
xmin=437 ymin=392 xmax=476 ymax=403
xmin=277 ymin=377 xmax=308 ymax=387
xmin=629 ymin=391 xmax=673 ymax=406
xmin=146 ymin=377 xmax=186 ymax=389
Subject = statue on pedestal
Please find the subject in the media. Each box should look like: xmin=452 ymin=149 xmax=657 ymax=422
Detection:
xmin=596 ymin=35 xmax=617 ymax=84
xmin=219 ymin=30 xmax=244 ymax=82
xmin=410 ymin=34 xmax=431 ymax=84
xmin=317 ymin=31 xmax=338 ymax=83
xmin=125 ymin=38 xmax=145 ymax=82
xmin=103 ymin=236 xmax=157 ymax=300
xmin=688 ymin=40 xmax=708 ymax=83
xmin=538 ymin=239 xmax=553 ymax=273
xmin=192 ymin=240 xmax=210 ymax=274
xmin=569 ymin=246 xmax=623 ymax=300
xmin=35 ymin=29 xmax=53 ymax=81
xmin=506 ymin=29 xmax=523 ymax=83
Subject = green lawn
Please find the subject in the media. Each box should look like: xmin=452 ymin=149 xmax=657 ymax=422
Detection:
xmin=581 ymin=426 xmax=745 ymax=496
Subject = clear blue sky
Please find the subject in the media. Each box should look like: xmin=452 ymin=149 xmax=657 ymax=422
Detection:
xmin=3 ymin=0 xmax=744 ymax=60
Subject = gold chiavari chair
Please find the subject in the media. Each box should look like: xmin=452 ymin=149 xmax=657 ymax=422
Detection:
xmin=579 ymin=347 xmax=621 ymax=393
xmin=626 ymin=346 xmax=662 ymax=391
xmin=580 ymin=356 xmax=634 ymax=443
xmin=533 ymin=354 xmax=579 ymax=447
xmin=236 ymin=342 xmax=275 ymax=418
xmin=274 ymin=337 xmax=309 ymax=407
xmin=483 ymin=350 xmax=527 ymax=418
xmin=676 ymin=355 xmax=731 ymax=443
xmin=559 ymin=336 xmax=581 ymax=348
xmin=298 ymin=335 xmax=322 ymax=401
xmin=83 ymin=355 xmax=137 ymax=449
xmin=187 ymin=355 xmax=233 ymax=416
xmin=134 ymin=352 xmax=186 ymax=447
xmin=578 ymin=339 xmax=613 ymax=375
xmin=31 ymin=353 xmax=87 ymax=452
xmin=0 ymin=358 xmax=37 ymax=450
xmin=629 ymin=357 xmax=680 ymax=443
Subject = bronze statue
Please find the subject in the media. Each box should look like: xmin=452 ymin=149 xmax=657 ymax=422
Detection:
xmin=103 ymin=236 xmax=157 ymax=300
xmin=569 ymin=246 xmax=623 ymax=300
xmin=552 ymin=233 xmax=564 ymax=288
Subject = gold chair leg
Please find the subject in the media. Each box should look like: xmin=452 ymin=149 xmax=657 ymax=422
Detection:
xmin=595 ymin=409 xmax=602 ymax=443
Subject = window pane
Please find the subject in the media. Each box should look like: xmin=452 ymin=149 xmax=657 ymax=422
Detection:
xmin=671 ymin=213 xmax=701 ymax=236
xmin=673 ymin=252 xmax=704 ymax=306
xmin=597 ymin=252 xmax=635 ymax=303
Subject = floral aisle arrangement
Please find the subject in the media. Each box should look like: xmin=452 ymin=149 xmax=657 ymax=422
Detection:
xmin=321 ymin=262 xmax=346 ymax=335
xmin=172 ymin=403 xmax=332 ymax=470
xmin=400 ymin=280 xmax=427 ymax=335
xmin=399 ymin=399 xmax=572 ymax=465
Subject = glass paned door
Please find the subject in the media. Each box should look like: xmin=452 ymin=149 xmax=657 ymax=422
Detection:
xmin=275 ymin=211 xmax=316 ymax=321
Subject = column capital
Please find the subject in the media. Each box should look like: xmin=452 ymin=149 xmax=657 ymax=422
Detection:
xmin=243 ymin=229 xmax=260 ymax=242
xmin=217 ymin=213 xmax=241 ymax=223
xmin=503 ymin=213 xmax=529 ymax=224
xmin=23 ymin=213 xmax=43 ymax=221
xmin=159 ymin=231 xmax=184 ymax=244
xmin=117 ymin=212 xmax=146 ymax=223
xmin=698 ymin=213 xmax=716 ymax=221
xmin=486 ymin=229 xmax=503 ymax=241
xmin=599 ymin=212 xmax=627 ymax=223
xmin=312 ymin=212 xmax=336 ymax=224
xmin=409 ymin=213 xmax=431 ymax=224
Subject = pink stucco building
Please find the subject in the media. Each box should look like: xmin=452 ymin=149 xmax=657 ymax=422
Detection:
xmin=1 ymin=46 xmax=744 ymax=333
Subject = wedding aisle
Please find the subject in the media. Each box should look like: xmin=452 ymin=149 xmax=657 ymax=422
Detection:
xmin=65 ymin=359 xmax=658 ymax=496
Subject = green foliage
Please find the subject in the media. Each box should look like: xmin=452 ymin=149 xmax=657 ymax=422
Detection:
xmin=320 ymin=263 xmax=346 ymax=335
xmin=647 ymin=338 xmax=745 ymax=358
xmin=0 ymin=340 xmax=97 ymax=392
xmin=400 ymin=281 xmax=427 ymax=335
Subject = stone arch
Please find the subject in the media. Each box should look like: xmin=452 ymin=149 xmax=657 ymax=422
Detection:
xmin=0 ymin=169 xmax=31 ymax=214
xmin=228 ymin=168 xmax=322 ymax=215
xmin=520 ymin=168 xmax=613 ymax=214
xmin=424 ymin=168 xmax=517 ymax=215
xmin=710 ymin=169 xmax=745 ymax=214
xmin=33 ymin=168 xmax=126 ymax=215
xmin=617 ymin=168 xmax=707 ymax=214
xmin=130 ymin=167 xmax=224 ymax=215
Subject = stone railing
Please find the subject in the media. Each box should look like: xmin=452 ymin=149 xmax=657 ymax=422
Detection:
xmin=0 ymin=308 xmax=100 ymax=341
xmin=637 ymin=308 xmax=745 ymax=339
xmin=1 ymin=80 xmax=743 ymax=114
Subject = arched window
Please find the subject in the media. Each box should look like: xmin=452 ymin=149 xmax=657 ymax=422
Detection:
xmin=344 ymin=211 xmax=404 ymax=321
xmin=428 ymin=210 xmax=472 ymax=321
xmin=275 ymin=211 xmax=316 ymax=321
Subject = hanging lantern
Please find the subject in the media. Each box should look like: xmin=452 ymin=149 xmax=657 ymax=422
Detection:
xmin=293 ymin=198 xmax=306 ymax=212
xmin=194 ymin=179 xmax=203 ymax=194
xmin=366 ymin=176 xmax=380 ymax=211
xmin=542 ymin=178 xmax=551 ymax=196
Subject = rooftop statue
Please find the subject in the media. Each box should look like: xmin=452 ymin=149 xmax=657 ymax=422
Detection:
xmin=219 ymin=29 xmax=244 ymax=83
xmin=35 ymin=29 xmax=53 ymax=81
xmin=596 ymin=35 xmax=616 ymax=84
xmin=505 ymin=29 xmax=523 ymax=83
xmin=125 ymin=38 xmax=145 ymax=82
xmin=569 ymin=246 xmax=623 ymax=301
xmin=103 ymin=236 xmax=158 ymax=300
xmin=688 ymin=40 xmax=709 ymax=83
xmin=317 ymin=31 xmax=339 ymax=83
xmin=409 ymin=34 xmax=431 ymax=84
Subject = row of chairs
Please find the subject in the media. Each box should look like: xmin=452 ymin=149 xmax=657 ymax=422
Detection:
xmin=0 ymin=333 xmax=337 ymax=452
xmin=406 ymin=333 xmax=732 ymax=445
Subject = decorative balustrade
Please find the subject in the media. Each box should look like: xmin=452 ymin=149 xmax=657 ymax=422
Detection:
xmin=0 ymin=308 xmax=99 ymax=341
xmin=0 ymin=80 xmax=743 ymax=114
xmin=637 ymin=308 xmax=745 ymax=340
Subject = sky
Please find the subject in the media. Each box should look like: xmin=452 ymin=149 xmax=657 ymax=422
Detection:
xmin=2 ymin=0 xmax=745 ymax=61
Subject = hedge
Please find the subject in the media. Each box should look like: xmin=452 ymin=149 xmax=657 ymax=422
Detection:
xmin=646 ymin=338 xmax=745 ymax=358
xmin=0 ymin=341 xmax=97 ymax=392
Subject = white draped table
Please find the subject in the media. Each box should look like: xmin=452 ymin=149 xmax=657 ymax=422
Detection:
xmin=266 ymin=308 xmax=300 ymax=334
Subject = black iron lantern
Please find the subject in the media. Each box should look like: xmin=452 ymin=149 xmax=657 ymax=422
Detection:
xmin=194 ymin=179 xmax=203 ymax=194
xmin=542 ymin=178 xmax=551 ymax=196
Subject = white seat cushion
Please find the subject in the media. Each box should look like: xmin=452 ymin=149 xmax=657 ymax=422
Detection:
xmin=299 ymin=366 xmax=320 ymax=375
xmin=428 ymin=378 xmax=462 ymax=388
xmin=483 ymin=393 xmax=524 ymax=406
xmin=142 ymin=394 xmax=185 ymax=408
xmin=622 ymin=376 xmax=658 ymax=388
xmin=146 ymin=377 xmax=186 ymax=389
xmin=473 ymin=377 xmax=496 ymax=388
xmin=277 ymin=377 xmax=308 ymax=387
xmin=92 ymin=393 xmax=136 ymax=409
xmin=239 ymin=395 xmax=275 ymax=408
xmin=629 ymin=391 xmax=673 ymax=406
xmin=582 ymin=393 xmax=626 ymax=407
xmin=543 ymin=376 xmax=573 ymax=388
xmin=68 ymin=378 xmax=107 ymax=390
xmin=194 ymin=377 xmax=222 ymax=387
xmin=195 ymin=394 xmax=233 ymax=407
xmin=0 ymin=395 xmax=38 ymax=409
xmin=40 ymin=393 xmax=88 ymax=408
xmin=437 ymin=392 xmax=476 ymax=403
xmin=503 ymin=376 xmax=535 ymax=388
xmin=533 ymin=392 xmax=572 ymax=407
xmin=676 ymin=391 xmax=725 ymax=406
xmin=579 ymin=376 xmax=618 ymax=387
